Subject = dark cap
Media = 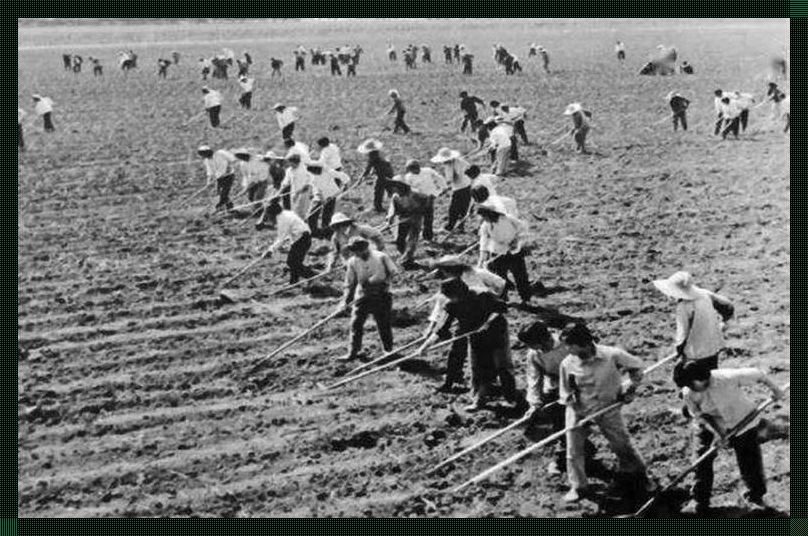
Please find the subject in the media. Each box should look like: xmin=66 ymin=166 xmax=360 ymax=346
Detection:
xmin=518 ymin=321 xmax=552 ymax=346
xmin=560 ymin=322 xmax=596 ymax=347
xmin=672 ymin=360 xmax=712 ymax=388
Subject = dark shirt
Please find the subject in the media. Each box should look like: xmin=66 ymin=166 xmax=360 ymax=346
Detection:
xmin=461 ymin=95 xmax=484 ymax=115
xmin=670 ymin=96 xmax=690 ymax=113
xmin=363 ymin=157 xmax=394 ymax=180
xmin=436 ymin=291 xmax=508 ymax=350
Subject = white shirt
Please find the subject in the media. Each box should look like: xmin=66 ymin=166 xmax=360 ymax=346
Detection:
xmin=34 ymin=98 xmax=53 ymax=115
xmin=615 ymin=42 xmax=625 ymax=53
xmin=683 ymin=368 xmax=764 ymax=435
xmin=203 ymin=150 xmax=237 ymax=182
xmin=286 ymin=142 xmax=310 ymax=161
xmin=442 ymin=159 xmax=472 ymax=191
xmin=318 ymin=143 xmax=343 ymax=170
xmin=404 ymin=167 xmax=448 ymax=197
xmin=732 ymin=92 xmax=755 ymax=110
xmin=276 ymin=107 xmax=299 ymax=128
xmin=479 ymin=215 xmax=527 ymax=255
xmin=310 ymin=170 xmax=344 ymax=200
xmin=472 ymin=174 xmax=498 ymax=197
xmin=203 ymin=91 xmax=222 ymax=109
xmin=507 ymin=106 xmax=526 ymax=121
xmin=271 ymin=210 xmax=310 ymax=251
xmin=714 ymin=93 xmax=727 ymax=115
xmin=239 ymin=78 xmax=255 ymax=92
xmin=281 ymin=165 xmax=312 ymax=197
xmin=238 ymin=158 xmax=269 ymax=190
xmin=200 ymin=58 xmax=212 ymax=69
xmin=488 ymin=125 xmax=512 ymax=150
xmin=721 ymin=99 xmax=743 ymax=120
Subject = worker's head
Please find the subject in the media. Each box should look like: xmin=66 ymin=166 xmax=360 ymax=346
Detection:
xmin=233 ymin=148 xmax=251 ymax=162
xmin=459 ymin=91 xmax=468 ymax=98
xmin=465 ymin=165 xmax=481 ymax=180
xmin=389 ymin=89 xmax=400 ymax=99
xmin=263 ymin=200 xmax=283 ymax=225
xmin=721 ymin=97 xmax=731 ymax=105
xmin=673 ymin=360 xmax=712 ymax=391
xmin=405 ymin=159 xmax=421 ymax=174
xmin=500 ymin=104 xmax=510 ymax=113
xmin=471 ymin=184 xmax=490 ymax=204
xmin=197 ymin=145 xmax=213 ymax=159
xmin=283 ymin=138 xmax=296 ymax=149
xmin=714 ymin=89 xmax=723 ymax=97
xmin=201 ymin=86 xmax=210 ymax=94
xmin=518 ymin=321 xmax=555 ymax=352
xmin=317 ymin=137 xmax=330 ymax=148
xmin=560 ymin=322 xmax=597 ymax=359
xmin=440 ymin=277 xmax=470 ymax=303
xmin=286 ymin=153 xmax=302 ymax=167
xmin=476 ymin=205 xmax=501 ymax=223
xmin=347 ymin=237 xmax=371 ymax=260
xmin=490 ymin=100 xmax=500 ymax=108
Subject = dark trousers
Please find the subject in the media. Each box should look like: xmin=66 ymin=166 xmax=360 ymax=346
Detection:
xmin=246 ymin=181 xmax=267 ymax=203
xmin=207 ymin=106 xmax=221 ymax=127
xmin=396 ymin=219 xmax=422 ymax=263
xmin=509 ymin=136 xmax=519 ymax=160
xmin=469 ymin=330 xmax=522 ymax=405
xmin=347 ymin=65 xmax=356 ymax=77
xmin=574 ymin=128 xmax=588 ymax=152
xmin=422 ymin=196 xmax=436 ymax=240
xmin=489 ymin=251 xmax=532 ymax=302
xmin=740 ymin=109 xmax=749 ymax=131
xmin=18 ymin=123 xmax=24 ymax=150
xmin=282 ymin=123 xmax=295 ymax=140
xmin=280 ymin=185 xmax=292 ymax=210
xmin=673 ymin=111 xmax=688 ymax=131
xmin=349 ymin=293 xmax=394 ymax=357
xmin=617 ymin=51 xmax=625 ymax=61
xmin=722 ymin=117 xmax=740 ymax=139
xmin=239 ymin=92 xmax=252 ymax=109
xmin=445 ymin=338 xmax=469 ymax=385
xmin=446 ymin=187 xmax=471 ymax=231
xmin=307 ymin=197 xmax=336 ymax=236
xmin=514 ymin=120 xmax=528 ymax=144
xmin=94 ymin=66 xmax=103 ymax=76
xmin=693 ymin=426 xmax=766 ymax=507
xmin=461 ymin=113 xmax=478 ymax=132
xmin=295 ymin=58 xmax=305 ymax=71
xmin=43 ymin=112 xmax=54 ymax=132
xmin=394 ymin=113 xmax=410 ymax=134
xmin=216 ymin=174 xmax=235 ymax=211
xmin=287 ymin=232 xmax=315 ymax=284
xmin=373 ymin=176 xmax=392 ymax=212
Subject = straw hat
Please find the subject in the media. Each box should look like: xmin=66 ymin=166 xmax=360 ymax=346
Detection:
xmin=564 ymin=103 xmax=583 ymax=115
xmin=272 ymin=103 xmax=286 ymax=111
xmin=652 ymin=271 xmax=704 ymax=301
xmin=261 ymin=150 xmax=284 ymax=161
xmin=388 ymin=89 xmax=400 ymax=98
xmin=430 ymin=147 xmax=461 ymax=164
xmin=357 ymin=138 xmax=383 ymax=154
xmin=329 ymin=213 xmax=355 ymax=228
xmin=233 ymin=147 xmax=251 ymax=157
xmin=665 ymin=91 xmax=681 ymax=102
xmin=197 ymin=144 xmax=212 ymax=154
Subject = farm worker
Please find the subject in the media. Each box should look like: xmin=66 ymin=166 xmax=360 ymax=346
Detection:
xmin=199 ymin=57 xmax=212 ymax=80
xmin=673 ymin=361 xmax=786 ymax=514
xmin=283 ymin=138 xmax=310 ymax=161
xmin=471 ymin=117 xmax=494 ymax=153
xmin=90 ymin=57 xmax=103 ymax=76
xmin=459 ymin=91 xmax=485 ymax=133
xmin=461 ymin=53 xmax=474 ymax=75
xmin=32 ymin=95 xmax=55 ymax=132
xmin=232 ymin=148 xmax=269 ymax=207
xmin=238 ymin=75 xmax=255 ymax=110
xmin=538 ymin=46 xmax=550 ymax=72
xmin=766 ymin=82 xmax=789 ymax=132
xmin=506 ymin=104 xmax=529 ymax=144
xmin=326 ymin=213 xmax=385 ymax=272
xmin=274 ymin=103 xmax=299 ymax=140
xmin=201 ymin=86 xmax=223 ymax=128
xmin=666 ymin=91 xmax=690 ymax=131
xmin=316 ymin=137 xmax=343 ymax=172
xmin=387 ymin=42 xmax=397 ymax=61
xmin=280 ymin=152 xmax=313 ymax=219
xmin=425 ymin=256 xmax=506 ymax=393
xmin=558 ymin=323 xmax=656 ymax=502
xmin=402 ymin=159 xmax=448 ymax=241
xmin=305 ymin=159 xmax=350 ymax=237
xmin=520 ymin=321 xmax=598 ymax=475
xmin=476 ymin=201 xmax=532 ymax=304
xmin=157 ymin=58 xmax=171 ymax=78
xmin=652 ymin=271 xmax=734 ymax=375
xmin=260 ymin=151 xmax=288 ymax=192
xmin=615 ymin=41 xmax=626 ymax=62
xmin=388 ymin=89 xmax=411 ymax=134
xmin=470 ymin=182 xmax=519 ymax=218
xmin=564 ymin=102 xmax=592 ymax=154
xmin=260 ymin=201 xmax=316 ymax=284
xmin=486 ymin=121 xmax=513 ymax=176
xmin=680 ymin=61 xmax=694 ymax=74
xmin=528 ymin=43 xmax=538 ymax=57
xmin=418 ymin=278 xmax=527 ymax=413
xmin=731 ymin=91 xmax=756 ymax=132
xmin=336 ymin=237 xmax=398 ymax=361
xmin=713 ymin=89 xmax=727 ymax=135
xmin=464 ymin=165 xmax=499 ymax=197
xmin=172 ymin=50 xmax=180 ymax=64
xmin=358 ymin=138 xmax=395 ymax=213
xmin=719 ymin=96 xmax=743 ymax=139
xmin=431 ymin=148 xmax=472 ymax=232
xmin=386 ymin=180 xmax=430 ymax=269
xmin=18 ymin=108 xmax=26 ymax=151
xmin=197 ymin=145 xmax=238 ymax=212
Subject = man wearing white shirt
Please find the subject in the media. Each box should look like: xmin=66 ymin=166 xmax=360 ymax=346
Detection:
xmin=713 ymin=89 xmax=727 ymax=135
xmin=471 ymin=184 xmax=519 ymax=218
xmin=505 ymin=104 xmax=528 ymax=144
xmin=274 ymin=104 xmax=299 ymax=140
xmin=615 ymin=41 xmax=626 ymax=62
xmin=198 ymin=145 xmax=238 ymax=211
xmin=32 ymin=95 xmax=55 ymax=132
xmin=431 ymin=148 xmax=472 ymax=232
xmin=18 ymin=108 xmax=26 ymax=151
xmin=238 ymin=76 xmax=255 ymax=110
xmin=305 ymin=160 xmax=349 ymax=237
xmin=202 ymin=86 xmax=223 ymax=127
xmin=233 ymin=148 xmax=269 ymax=210
xmin=464 ymin=165 xmax=499 ymax=197
xmin=199 ymin=57 xmax=212 ymax=80
xmin=280 ymin=153 xmax=313 ymax=219
xmin=260 ymin=202 xmax=316 ymax=284
xmin=403 ymin=159 xmax=448 ymax=241
xmin=720 ymin=96 xmax=743 ymax=140
xmin=732 ymin=91 xmax=755 ymax=132
xmin=316 ymin=137 xmax=343 ymax=171
xmin=477 ymin=201 xmax=533 ymax=303
xmin=487 ymin=123 xmax=512 ymax=176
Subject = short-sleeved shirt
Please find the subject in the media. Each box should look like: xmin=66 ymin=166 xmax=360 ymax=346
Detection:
xmin=203 ymin=91 xmax=222 ymax=109
xmin=276 ymin=107 xmax=299 ymax=128
xmin=479 ymin=215 xmax=526 ymax=255
xmin=683 ymin=368 xmax=763 ymax=434
xmin=559 ymin=344 xmax=643 ymax=415
xmin=204 ymin=150 xmax=237 ymax=181
xmin=238 ymin=158 xmax=269 ymax=189
xmin=34 ymin=98 xmax=53 ymax=115
xmin=318 ymin=144 xmax=343 ymax=170
xmin=271 ymin=210 xmax=310 ymax=251
xmin=405 ymin=168 xmax=448 ymax=197
xmin=488 ymin=125 xmax=512 ymax=149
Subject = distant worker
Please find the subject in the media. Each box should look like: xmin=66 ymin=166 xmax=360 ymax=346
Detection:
xmin=201 ymin=86 xmax=223 ymax=128
xmin=32 ymin=94 xmax=55 ymax=132
xmin=667 ymin=91 xmax=690 ymax=131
